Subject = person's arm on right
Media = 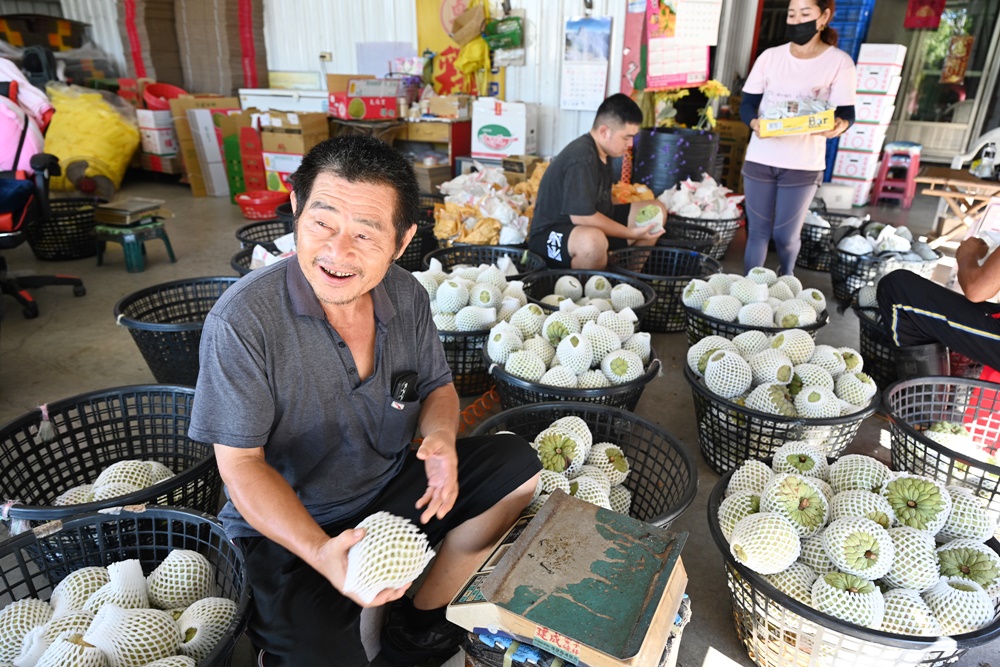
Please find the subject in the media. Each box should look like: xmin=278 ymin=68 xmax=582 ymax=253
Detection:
xmin=956 ymin=237 xmax=1000 ymax=302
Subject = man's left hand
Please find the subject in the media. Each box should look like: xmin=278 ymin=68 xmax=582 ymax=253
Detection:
xmin=415 ymin=432 xmax=459 ymax=524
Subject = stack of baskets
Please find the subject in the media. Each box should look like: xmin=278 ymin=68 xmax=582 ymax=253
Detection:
xmin=667 ymin=211 xmax=743 ymax=261
xmin=232 ymin=218 xmax=295 ymax=276
xmin=797 ymin=210 xmax=853 ymax=272
xmin=25 ymin=196 xmax=105 ymax=261
xmin=830 ymin=249 xmax=940 ymax=303
xmin=608 ymin=246 xmax=721 ymax=333
xmin=685 ymin=306 xmax=829 ymax=347
xmin=114 ymin=277 xmax=238 ymax=386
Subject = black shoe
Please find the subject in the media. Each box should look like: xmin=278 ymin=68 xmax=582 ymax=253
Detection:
xmin=378 ymin=596 xmax=465 ymax=667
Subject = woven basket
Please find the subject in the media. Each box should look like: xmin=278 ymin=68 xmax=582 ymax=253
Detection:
xmin=883 ymin=376 xmax=1000 ymax=520
xmin=685 ymin=366 xmax=878 ymax=474
xmin=25 ymin=196 xmax=105 ymax=261
xmin=854 ymin=305 xmax=899 ymax=391
xmin=521 ymin=269 xmax=658 ymax=322
xmin=830 ymin=249 xmax=939 ymax=303
xmin=797 ymin=210 xmax=855 ymax=272
xmin=438 ymin=329 xmax=493 ymax=397
xmin=0 ymin=386 xmax=221 ymax=531
xmin=685 ymin=306 xmax=829 ymax=347
xmin=471 ymin=402 xmax=696 ymax=528
xmin=0 ymin=506 xmax=250 ymax=667
xmin=235 ymin=218 xmax=294 ymax=250
xmin=114 ymin=277 xmax=238 ymax=386
xmin=707 ymin=466 xmax=1000 ymax=667
xmin=483 ymin=346 xmax=661 ymax=411
xmin=422 ymin=245 xmax=546 ymax=281
xmin=666 ymin=212 xmax=743 ymax=261
xmin=231 ymin=247 xmax=252 ymax=276
xmin=608 ymin=247 xmax=722 ymax=333
xmin=656 ymin=221 xmax=720 ymax=253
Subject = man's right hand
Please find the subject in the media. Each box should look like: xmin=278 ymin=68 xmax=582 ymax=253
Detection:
xmin=311 ymin=528 xmax=412 ymax=608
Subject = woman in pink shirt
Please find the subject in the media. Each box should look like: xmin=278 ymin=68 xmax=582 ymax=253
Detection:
xmin=740 ymin=0 xmax=856 ymax=275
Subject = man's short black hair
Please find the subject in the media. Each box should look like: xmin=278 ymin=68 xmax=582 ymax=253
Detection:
xmin=291 ymin=135 xmax=419 ymax=251
xmin=592 ymin=93 xmax=642 ymax=130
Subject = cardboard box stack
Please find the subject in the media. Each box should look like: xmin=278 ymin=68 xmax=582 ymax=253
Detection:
xmin=831 ymin=43 xmax=906 ymax=206
xmin=715 ymin=119 xmax=750 ymax=194
xmin=471 ymin=98 xmax=538 ymax=159
xmin=137 ymin=109 xmax=179 ymax=161
xmin=116 ymin=0 xmax=184 ymax=86
xmin=260 ymin=111 xmax=329 ymax=192
xmin=174 ymin=0 xmax=268 ymax=95
xmin=168 ymin=96 xmax=239 ymax=197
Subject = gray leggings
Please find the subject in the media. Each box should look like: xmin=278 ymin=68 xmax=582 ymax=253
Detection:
xmin=742 ymin=161 xmax=823 ymax=275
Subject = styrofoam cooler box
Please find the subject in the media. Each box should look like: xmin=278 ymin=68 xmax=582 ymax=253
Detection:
xmin=136 ymin=109 xmax=178 ymax=157
xmin=817 ymin=183 xmax=855 ymax=210
xmin=471 ymin=98 xmax=538 ymax=159
xmin=831 ymin=177 xmax=874 ymax=207
xmin=856 ymin=94 xmax=896 ymax=124
xmin=858 ymin=43 xmax=907 ymax=67
xmin=839 ymin=123 xmax=888 ymax=152
xmin=833 ymin=149 xmax=880 ymax=181
xmin=857 ymin=64 xmax=903 ymax=94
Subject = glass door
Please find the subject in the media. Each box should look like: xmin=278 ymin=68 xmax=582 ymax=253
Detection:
xmin=891 ymin=0 xmax=1000 ymax=161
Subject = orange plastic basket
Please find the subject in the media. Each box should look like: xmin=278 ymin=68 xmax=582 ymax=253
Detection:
xmin=236 ymin=190 xmax=290 ymax=220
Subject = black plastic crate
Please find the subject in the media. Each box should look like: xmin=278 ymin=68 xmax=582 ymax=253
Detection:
xmin=685 ymin=306 xmax=829 ymax=347
xmin=437 ymin=329 xmax=493 ymax=397
xmin=114 ymin=277 xmax=239 ymax=386
xmin=830 ymin=249 xmax=938 ymax=303
xmin=25 ymin=197 xmax=105 ymax=261
xmin=422 ymin=245 xmax=546 ymax=281
xmin=396 ymin=220 xmax=438 ymax=272
xmin=656 ymin=221 xmax=720 ymax=253
xmin=797 ymin=210 xmax=854 ymax=272
xmin=608 ymin=247 xmax=721 ymax=333
xmin=854 ymin=305 xmax=898 ymax=391
xmin=231 ymin=247 xmax=252 ymax=276
xmin=235 ymin=218 xmax=294 ymax=250
xmin=666 ymin=213 xmax=743 ymax=261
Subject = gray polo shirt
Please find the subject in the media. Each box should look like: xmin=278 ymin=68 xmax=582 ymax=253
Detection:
xmin=188 ymin=258 xmax=453 ymax=539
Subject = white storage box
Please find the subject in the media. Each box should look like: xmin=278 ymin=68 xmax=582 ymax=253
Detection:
xmin=833 ymin=149 xmax=880 ymax=181
xmin=136 ymin=109 xmax=178 ymax=157
xmin=816 ymin=183 xmax=855 ymax=210
xmin=858 ymin=43 xmax=907 ymax=67
xmin=839 ymin=123 xmax=888 ymax=153
xmin=856 ymin=94 xmax=896 ymax=124
xmin=471 ymin=98 xmax=538 ymax=159
xmin=856 ymin=64 xmax=904 ymax=94
xmin=238 ymin=88 xmax=329 ymax=113
xmin=831 ymin=177 xmax=874 ymax=207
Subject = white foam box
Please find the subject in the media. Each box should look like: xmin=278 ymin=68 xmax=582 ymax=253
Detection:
xmin=858 ymin=43 xmax=907 ymax=67
xmin=136 ymin=109 xmax=178 ymax=156
xmin=816 ymin=183 xmax=855 ymax=210
xmin=856 ymin=64 xmax=904 ymax=94
xmin=831 ymin=177 xmax=874 ymax=207
xmin=471 ymin=98 xmax=538 ymax=159
xmin=856 ymin=94 xmax=896 ymax=124
xmin=839 ymin=123 xmax=888 ymax=153
xmin=833 ymin=149 xmax=880 ymax=181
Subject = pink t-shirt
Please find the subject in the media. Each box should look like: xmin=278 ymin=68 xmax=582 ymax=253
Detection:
xmin=743 ymin=43 xmax=857 ymax=171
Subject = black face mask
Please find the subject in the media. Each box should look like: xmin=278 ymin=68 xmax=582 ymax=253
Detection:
xmin=786 ymin=19 xmax=819 ymax=46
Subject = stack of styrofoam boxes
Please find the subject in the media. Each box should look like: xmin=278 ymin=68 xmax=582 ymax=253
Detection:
xmin=831 ymin=44 xmax=907 ymax=206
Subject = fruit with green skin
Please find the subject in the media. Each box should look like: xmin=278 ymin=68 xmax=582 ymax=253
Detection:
xmin=577 ymin=369 xmax=611 ymax=388
xmin=732 ymin=330 xmax=769 ymax=359
xmin=86 ymin=560 xmax=149 ymax=613
xmin=726 ymin=460 xmax=774 ymax=496
xmin=176 ymin=597 xmax=238 ymax=663
xmin=147 ymin=550 xmax=214 ymax=610
xmin=830 ymin=490 xmax=896 ymax=529
xmin=17 ymin=608 xmax=96 ymax=665
xmin=777 ymin=274 xmax=803 ymax=294
xmin=923 ymin=421 xmax=974 ymax=451
xmin=880 ymin=588 xmax=943 ymax=637
xmin=504 ymin=350 xmax=547 ymax=382
xmin=52 ymin=484 xmax=95 ymax=507
xmin=635 ymin=204 xmax=664 ymax=232
xmin=761 ymin=474 xmax=829 ymax=537
xmin=610 ymin=283 xmax=645 ymax=312
xmin=795 ymin=386 xmax=841 ymax=419
xmin=747 ymin=267 xmax=777 ymax=286
xmin=522 ymin=335 xmax=555 ymax=366
xmin=938 ymin=486 xmax=998 ymax=543
xmin=509 ymin=304 xmax=546 ymax=338
xmin=534 ymin=428 xmax=584 ymax=475
xmin=746 ymin=383 xmax=798 ymax=417
xmin=798 ymin=531 xmax=836 ymax=575
xmin=622 ymin=332 xmax=651 ymax=364
xmin=811 ymin=572 xmax=885 ymax=628
xmin=570 ymin=465 xmax=612 ymax=496
xmin=704 ymin=350 xmax=753 ymax=399
xmin=539 ymin=366 xmax=578 ymax=388
xmin=569 ymin=476 xmax=611 ymax=510
xmin=838 ymin=348 xmax=864 ymax=373
xmin=823 ymin=517 xmax=895 ymax=580
xmin=702 ymin=295 xmax=742 ymax=322
xmin=83 ymin=605 xmax=182 ymax=667
xmin=936 ymin=539 xmax=1000 ymax=591
xmin=609 ymin=484 xmax=632 ymax=514
xmin=707 ymin=273 xmax=737 ymax=295
xmin=487 ymin=328 xmax=523 ymax=365
xmin=549 ymin=416 xmax=592 ymax=452
xmin=0 ymin=599 xmax=52 ymax=664
xmin=94 ymin=461 xmax=154 ymax=493
xmin=597 ymin=309 xmax=637 ymax=342
xmin=881 ymin=525 xmax=940 ymax=592
xmin=541 ymin=311 xmax=581 ymax=346
xmin=687 ymin=335 xmax=737 ymax=376
xmin=738 ymin=302 xmax=775 ymax=327
xmin=771 ymin=329 xmax=815 ymax=365
xmin=749 ymin=349 xmax=794 ymax=386
xmin=729 ymin=513 xmax=801 ymax=575
xmin=788 ymin=363 xmax=834 ymax=398
xmin=534 ymin=470 xmax=571 ymax=500
xmin=585 ymin=275 xmax=612 ymax=299
xmin=828 ymin=455 xmax=891 ymax=494
xmin=775 ymin=299 xmax=817 ymax=328
xmin=809 ymin=345 xmax=847 ymax=377
xmin=585 ymin=442 xmax=630 ymax=486
xmin=921 ymin=576 xmax=994 ymax=635
xmin=342 ymin=512 xmax=435 ymax=606
xmin=797 ymin=288 xmax=827 ymax=314
xmin=882 ymin=474 xmax=952 ymax=535
xmin=50 ymin=567 xmax=109 ymax=618
xmin=718 ymin=491 xmax=760 ymax=542
xmin=730 ymin=278 xmax=769 ymax=305
xmin=554 ymin=276 xmax=583 ymax=300
xmin=34 ymin=632 xmax=107 ymax=667
xmin=835 ymin=372 xmax=877 ymax=407
xmin=435 ymin=280 xmax=469 ymax=313
xmin=600 ymin=349 xmax=645 ymax=385
xmin=772 ymin=441 xmax=828 ymax=480
xmin=765 ymin=562 xmax=817 ymax=605
xmin=581 ymin=321 xmax=621 ymax=363
xmin=556 ymin=333 xmax=594 ymax=374
xmin=768 ymin=281 xmax=795 ymax=301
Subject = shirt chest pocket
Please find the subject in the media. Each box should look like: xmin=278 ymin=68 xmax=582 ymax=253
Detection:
xmin=374 ymin=394 xmax=420 ymax=458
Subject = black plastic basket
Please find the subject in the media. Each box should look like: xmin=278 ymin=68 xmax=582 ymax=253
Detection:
xmin=471 ymin=402 xmax=697 ymax=528
xmin=684 ymin=306 xmax=829 ymax=347
xmin=114 ymin=277 xmax=239 ymax=386
xmin=707 ymin=466 xmax=1000 ymax=667
xmin=521 ymin=269 xmax=658 ymax=321
xmin=883 ymin=376 xmax=1000 ymax=519
xmin=608 ymin=247 xmax=722 ymax=333
xmin=276 ymin=201 xmax=294 ymax=224
xmin=231 ymin=247 xmax=252 ymax=276
xmin=396 ymin=220 xmax=438 ymax=272
xmin=656 ymin=221 xmax=721 ymax=253
xmin=483 ymin=346 xmax=661 ymax=411
xmin=235 ymin=218 xmax=294 ymax=250
xmin=685 ymin=366 xmax=878 ymax=474
xmin=422 ymin=245 xmax=546 ymax=281
xmin=25 ymin=197 xmax=105 ymax=261
xmin=667 ymin=212 xmax=743 ymax=261
xmin=830 ymin=249 xmax=939 ymax=303
xmin=854 ymin=305 xmax=898 ymax=391
xmin=0 ymin=386 xmax=221 ymax=530
xmin=437 ymin=329 xmax=493 ymax=397
xmin=797 ymin=210 xmax=854 ymax=272
xmin=0 ymin=506 xmax=251 ymax=667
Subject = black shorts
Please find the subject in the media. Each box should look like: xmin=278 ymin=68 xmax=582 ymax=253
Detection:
xmin=529 ymin=204 xmax=631 ymax=268
xmin=238 ymin=434 xmax=540 ymax=667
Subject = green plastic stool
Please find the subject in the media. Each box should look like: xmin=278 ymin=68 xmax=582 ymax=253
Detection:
xmin=95 ymin=220 xmax=177 ymax=272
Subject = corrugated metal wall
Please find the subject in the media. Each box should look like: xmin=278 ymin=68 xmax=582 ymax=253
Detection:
xmin=60 ymin=0 xmax=126 ymax=77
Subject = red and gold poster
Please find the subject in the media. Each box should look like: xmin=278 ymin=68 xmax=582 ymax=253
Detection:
xmin=941 ymin=35 xmax=974 ymax=84
xmin=415 ymin=0 xmax=503 ymax=97
xmin=904 ymin=0 xmax=945 ymax=30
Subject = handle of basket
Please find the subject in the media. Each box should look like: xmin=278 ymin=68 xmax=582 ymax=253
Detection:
xmin=36 ymin=403 xmax=55 ymax=445
xmin=1 ymin=500 xmax=32 ymax=537
xmin=651 ymin=357 xmax=663 ymax=378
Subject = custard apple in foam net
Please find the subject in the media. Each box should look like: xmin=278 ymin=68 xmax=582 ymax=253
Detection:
xmin=504 ymin=350 xmax=547 ymax=382
xmin=747 ymin=267 xmax=777 ymax=286
xmin=937 ymin=539 xmax=1000 ymax=591
xmin=687 ymin=335 xmax=737 ymax=376
xmin=770 ymin=329 xmax=815 ymax=365
xmin=730 ymin=278 xmax=769 ymax=305
xmin=94 ymin=461 xmax=154 ymax=493
xmin=142 ymin=461 xmax=174 ymax=485
xmin=749 ymin=349 xmax=794 ymax=386
xmin=809 ymin=345 xmax=846 ymax=377
xmin=732 ymin=330 xmax=769 ymax=359
xmin=797 ymin=288 xmax=827 ymax=314
xmin=51 ymin=568 xmax=109 ymax=618
xmin=738 ymin=303 xmax=775 ymax=327
xmin=702 ymin=295 xmax=742 ymax=322
xmin=588 ymin=298 xmax=613 ymax=312
xmin=146 ymin=550 xmax=215 ymax=611
xmin=92 ymin=482 xmax=144 ymax=502
xmin=477 ymin=265 xmax=508 ymax=290
xmin=578 ymin=369 xmax=611 ymax=388
xmin=835 ymin=373 xmax=877 ymax=407
xmin=436 ymin=280 xmax=469 ymax=313
xmin=795 ymin=386 xmax=841 ymax=419
xmin=177 ymin=597 xmax=238 ymax=663
xmin=772 ymin=441 xmax=828 ymax=480
xmin=585 ymin=275 xmax=613 ymax=300
xmin=812 ymin=572 xmax=885 ymax=629
xmin=622 ymin=332 xmax=651 ymax=365
xmin=775 ymin=299 xmax=817 ymax=328
xmin=610 ymin=283 xmax=645 ymax=311
xmin=0 ymin=599 xmax=52 ymax=664
xmin=343 ymin=512 xmax=434 ymax=605
xmin=554 ymin=276 xmax=583 ymax=301
xmin=768 ymin=281 xmax=795 ymax=302
xmin=539 ymin=367 xmax=578 ymax=388
xmin=556 ymin=333 xmax=593 ymax=374
xmin=777 ymin=274 xmax=802 ymax=294
xmin=921 ymin=576 xmax=994 ymax=635
xmin=522 ymin=335 xmax=555 ymax=366
xmin=16 ymin=608 xmax=95 ymax=665
xmin=502 ymin=283 xmax=527 ymax=307
xmin=880 ymin=588 xmax=943 ymax=636
xmin=609 ymin=484 xmax=632 ymax=515
xmin=536 ymin=470 xmax=572 ymax=499
xmin=454 ymin=305 xmax=496 ymax=332
xmin=597 ymin=308 xmax=638 ymax=342
xmin=585 ymin=442 xmax=630 ymax=486
xmin=765 ymin=562 xmax=818 ymax=605
xmin=682 ymin=279 xmax=715 ymax=309
xmin=487 ymin=327 xmax=523 ymax=366
xmin=882 ymin=526 xmax=940 ymax=591
xmin=432 ymin=312 xmax=456 ymax=334
xmin=882 ymin=473 xmax=952 ymax=534
xmin=836 ymin=347 xmax=863 ymax=374
xmin=573 ymin=305 xmax=601 ymax=326
xmin=828 ymin=455 xmax=891 ymax=494
xmin=761 ymin=474 xmax=829 ymax=537
xmin=83 ymin=604 xmax=182 ymax=667
xmin=509 ymin=304 xmax=546 ymax=338
xmin=412 ymin=271 xmax=440 ymax=299
xmin=830 ymin=490 xmax=896 ymax=530
xmin=549 ymin=416 xmax=593 ymax=453
xmin=601 ymin=349 xmax=645 ymax=385
xmin=798 ymin=530 xmax=836 ymax=575
xmin=524 ymin=492 xmax=550 ymax=516
xmin=571 ymin=465 xmax=612 ymax=496
xmin=706 ymin=273 xmax=736 ymax=295
xmin=718 ymin=490 xmax=760 ymax=542
xmin=569 ymin=477 xmax=612 ymax=510
xmin=52 ymin=484 xmax=95 ymax=507
xmin=85 ymin=560 xmax=149 ymax=613
xmin=729 ymin=513 xmax=801 ymax=575
xmin=823 ymin=517 xmax=895 ymax=580
xmin=541 ymin=311 xmax=581 ymax=346
xmin=535 ymin=428 xmax=586 ymax=475
xmin=938 ymin=487 xmax=998 ymax=543
xmin=727 ymin=461 xmax=774 ymax=497
xmin=582 ymin=322 xmax=622 ymax=363
xmin=494 ymin=296 xmax=526 ymax=324
xmin=746 ymin=383 xmax=797 ymax=417
xmin=140 ymin=657 xmax=196 ymax=667
xmin=33 ymin=632 xmax=107 ymax=667
xmin=704 ymin=350 xmax=753 ymax=399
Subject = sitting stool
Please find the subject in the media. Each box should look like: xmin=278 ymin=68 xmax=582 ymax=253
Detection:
xmin=95 ymin=219 xmax=176 ymax=273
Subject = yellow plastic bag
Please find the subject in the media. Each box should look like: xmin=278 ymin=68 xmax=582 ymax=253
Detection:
xmin=45 ymin=83 xmax=140 ymax=193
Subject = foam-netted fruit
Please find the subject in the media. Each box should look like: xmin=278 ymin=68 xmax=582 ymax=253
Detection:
xmin=50 ymin=567 xmax=109 ymax=618
xmin=570 ymin=465 xmax=612 ymax=496
xmin=541 ymin=311 xmax=581 ymax=346
xmin=799 ymin=531 xmax=836 ymax=575
xmin=749 ymin=349 xmax=794 ymax=386
xmin=730 ymin=278 xmax=769 ymax=305
xmin=597 ymin=309 xmax=637 ymax=342
xmin=823 ymin=517 xmax=895 ymax=580
xmin=880 ymin=588 xmax=943 ymax=636
xmin=585 ymin=275 xmax=613 ymax=300
xmin=177 ymin=597 xmax=238 ymax=663
xmin=702 ymin=294 xmax=742 ymax=322
xmin=747 ymin=267 xmax=777 ymax=286
xmin=765 ymin=562 xmax=817 ymax=605
xmin=746 ymin=383 xmax=797 ymax=417
xmin=539 ymin=367 xmax=577 ymax=388
xmin=719 ymin=490 xmax=760 ymax=542
xmin=727 ymin=460 xmax=774 ymax=497
xmin=147 ymin=550 xmax=215 ymax=610
xmin=585 ymin=442 xmax=629 ymax=486
xmin=937 ymin=539 xmax=1000 ymax=591
xmin=556 ymin=333 xmax=593 ymax=374
xmin=609 ymin=484 xmax=632 ymax=515
xmin=794 ymin=386 xmax=841 ymax=419
xmin=797 ymin=288 xmax=827 ymax=314
xmin=839 ymin=348 xmax=864 ymax=374
xmin=621 ymin=332 xmax=651 ymax=364
xmin=811 ymin=572 xmax=885 ymax=628
xmin=938 ymin=486 xmax=998 ymax=543
xmin=732 ymin=330 xmax=769 ymax=359
xmin=83 ymin=604 xmax=182 ymax=667
xmin=761 ymin=474 xmax=829 ymax=537
xmin=772 ymin=441 xmax=828 ymax=480
xmin=577 ymin=369 xmax=611 ymax=388
xmin=435 ymin=280 xmax=469 ymax=313
xmin=600 ymin=349 xmax=644 ymax=385
xmin=883 ymin=474 xmax=951 ymax=535
xmin=835 ymin=372 xmax=877 ymax=407
xmin=921 ymin=576 xmax=994 ymax=635
xmin=610 ymin=283 xmax=645 ymax=312
xmin=17 ymin=608 xmax=96 ymax=665
xmin=809 ymin=345 xmax=847 ymax=377
xmin=687 ymin=335 xmax=737 ymax=376
xmin=504 ymin=350 xmax=547 ymax=382
xmin=682 ymin=279 xmax=715 ymax=309
xmin=775 ymin=299 xmax=817 ymax=328
xmin=706 ymin=273 xmax=737 ymax=295
xmin=52 ymin=484 xmax=95 ymax=507
xmin=777 ymin=274 xmax=803 ymax=294
xmin=770 ymin=329 xmax=815 ymax=365
xmin=509 ymin=304 xmax=546 ymax=339
xmin=34 ymin=632 xmax=107 ymax=667
xmin=141 ymin=657 xmax=196 ymax=667
xmin=729 ymin=513 xmax=801 ymax=575
xmin=342 ymin=512 xmax=435 ymax=605
xmin=881 ymin=526 xmax=940 ymax=592
xmin=830 ymin=490 xmax=895 ymax=529
xmin=828 ymin=455 xmax=891 ymax=494
xmin=581 ymin=322 xmax=621 ymax=363
xmin=738 ymin=302 xmax=775 ymax=327
xmin=487 ymin=328 xmax=523 ymax=366
xmin=768 ymin=281 xmax=795 ymax=302
xmin=704 ymin=350 xmax=753 ymax=399
xmin=535 ymin=470 xmax=571 ymax=498
xmin=85 ymin=560 xmax=149 ymax=613
xmin=94 ymin=460 xmax=154 ymax=492
xmin=0 ymin=599 xmax=52 ymax=664
xmin=789 ymin=364 xmax=834 ymax=399
xmin=569 ymin=476 xmax=611 ymax=510
xmin=554 ymin=276 xmax=583 ymax=300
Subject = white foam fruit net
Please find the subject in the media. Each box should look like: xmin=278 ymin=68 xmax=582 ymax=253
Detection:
xmin=609 ymin=484 xmax=631 ymax=515
xmin=93 ymin=461 xmax=154 ymax=493
xmin=705 ymin=352 xmax=753 ymax=399
xmin=827 ymin=454 xmax=890 ymax=494
xmin=15 ymin=609 xmax=96 ymax=666
xmin=726 ymin=461 xmax=773 ymax=497
xmin=550 ymin=416 xmax=594 ymax=452
xmin=51 ymin=568 xmax=109 ymax=618
xmin=811 ymin=574 xmax=885 ymax=628
xmin=830 ymin=490 xmax=895 ymax=527
xmin=91 ymin=483 xmax=142 ymax=503
xmin=143 ymin=461 xmax=175 ymax=485
xmin=177 ymin=597 xmax=238 ymax=663
xmin=718 ymin=491 xmax=759 ymax=542
xmin=146 ymin=550 xmax=215 ymax=610
xmin=570 ymin=477 xmax=611 ymax=510
xmin=764 ymin=562 xmax=817 ymax=605
xmin=882 ymin=526 xmax=939 ymax=591
xmin=343 ymin=512 xmax=435 ymax=605
xmin=880 ymin=588 xmax=942 ymax=636
xmin=921 ymin=576 xmax=994 ymax=635
xmin=729 ymin=513 xmax=801 ymax=575
xmin=34 ymin=632 xmax=107 ymax=667
xmin=83 ymin=605 xmax=182 ymax=667
xmin=537 ymin=470 xmax=570 ymax=497
xmin=822 ymin=517 xmax=894 ymax=581
xmin=571 ymin=466 xmax=611 ymax=495
xmin=84 ymin=560 xmax=149 ymax=613
xmin=52 ymin=484 xmax=95 ymax=507
xmin=138 ymin=656 xmax=195 ymax=667
xmin=0 ymin=599 xmax=54 ymax=663
xmin=939 ymin=488 xmax=996 ymax=542
xmin=797 ymin=531 xmax=835 ymax=575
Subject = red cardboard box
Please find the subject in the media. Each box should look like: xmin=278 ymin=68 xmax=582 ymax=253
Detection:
xmin=328 ymin=92 xmax=398 ymax=121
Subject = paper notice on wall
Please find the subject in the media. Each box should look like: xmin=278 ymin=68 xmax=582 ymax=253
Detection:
xmin=674 ymin=0 xmax=723 ymax=46
xmin=561 ymin=16 xmax=612 ymax=111
xmin=644 ymin=1 xmax=709 ymax=89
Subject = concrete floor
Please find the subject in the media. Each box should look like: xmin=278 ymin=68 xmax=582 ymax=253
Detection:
xmin=1 ymin=177 xmax=995 ymax=667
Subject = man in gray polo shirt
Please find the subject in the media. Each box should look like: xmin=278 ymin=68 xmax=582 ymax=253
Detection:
xmin=189 ymin=135 xmax=540 ymax=667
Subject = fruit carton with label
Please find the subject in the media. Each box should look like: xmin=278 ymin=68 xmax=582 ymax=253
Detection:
xmin=328 ymin=92 xmax=399 ymax=121
xmin=471 ymin=98 xmax=538 ymax=159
